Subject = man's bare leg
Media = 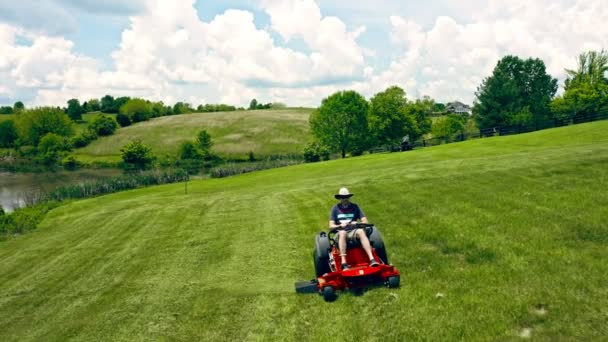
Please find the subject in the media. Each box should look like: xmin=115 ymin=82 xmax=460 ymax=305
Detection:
xmin=338 ymin=231 xmax=348 ymax=264
xmin=357 ymin=229 xmax=375 ymax=260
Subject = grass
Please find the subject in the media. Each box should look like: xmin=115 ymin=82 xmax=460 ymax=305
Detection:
xmin=0 ymin=114 xmax=13 ymax=122
xmin=0 ymin=121 xmax=607 ymax=340
xmin=73 ymin=108 xmax=312 ymax=162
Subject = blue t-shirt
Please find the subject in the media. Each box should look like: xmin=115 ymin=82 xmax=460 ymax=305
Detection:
xmin=330 ymin=202 xmax=365 ymax=225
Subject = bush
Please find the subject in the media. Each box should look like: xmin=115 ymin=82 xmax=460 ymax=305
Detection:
xmin=116 ymin=113 xmax=132 ymax=127
xmin=178 ymin=141 xmax=203 ymax=160
xmin=88 ymin=114 xmax=118 ymax=136
xmin=303 ymin=142 xmax=330 ymax=163
xmin=120 ymin=140 xmax=155 ymax=168
xmin=0 ymin=201 xmax=60 ymax=236
xmin=71 ymin=130 xmax=98 ymax=148
xmin=0 ymin=120 xmax=18 ymax=148
xmin=62 ymin=155 xmax=80 ymax=170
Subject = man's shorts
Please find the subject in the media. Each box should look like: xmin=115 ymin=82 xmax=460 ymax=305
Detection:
xmin=344 ymin=228 xmax=362 ymax=242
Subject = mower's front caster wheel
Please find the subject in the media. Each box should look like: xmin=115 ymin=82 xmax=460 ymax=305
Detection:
xmin=322 ymin=286 xmax=337 ymax=302
xmin=387 ymin=276 xmax=400 ymax=288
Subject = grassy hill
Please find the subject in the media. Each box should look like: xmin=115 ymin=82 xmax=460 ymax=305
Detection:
xmin=1 ymin=121 xmax=606 ymax=341
xmin=73 ymin=108 xmax=312 ymax=162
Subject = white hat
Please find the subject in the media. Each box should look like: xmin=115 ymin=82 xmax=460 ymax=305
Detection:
xmin=334 ymin=187 xmax=353 ymax=199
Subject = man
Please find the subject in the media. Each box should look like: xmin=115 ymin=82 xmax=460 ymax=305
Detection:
xmin=329 ymin=187 xmax=379 ymax=270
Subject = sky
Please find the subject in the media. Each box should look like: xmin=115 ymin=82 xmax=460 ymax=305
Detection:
xmin=0 ymin=0 xmax=606 ymax=108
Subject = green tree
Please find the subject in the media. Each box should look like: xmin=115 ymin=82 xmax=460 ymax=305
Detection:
xmin=473 ymin=55 xmax=558 ymax=130
xmin=0 ymin=106 xmax=13 ymax=114
xmin=368 ymin=86 xmax=414 ymax=146
xmin=120 ymin=99 xmax=152 ymax=123
xmin=0 ymin=120 xmax=18 ymax=147
xmin=88 ymin=114 xmax=118 ymax=136
xmin=196 ymin=130 xmax=213 ymax=152
xmin=66 ymin=99 xmax=84 ymax=121
xmin=554 ymin=50 xmax=608 ymax=122
xmin=432 ymin=114 xmax=466 ymax=142
xmin=13 ymin=101 xmax=25 ymax=113
xmin=565 ymin=50 xmax=608 ymax=87
xmin=15 ymin=107 xmax=74 ymax=145
xmin=86 ymin=99 xmax=101 ymax=112
xmin=405 ymin=96 xmax=434 ymax=140
xmin=173 ymin=102 xmax=192 ymax=115
xmin=310 ymin=90 xmax=370 ymax=158
xmin=249 ymin=98 xmax=258 ymax=110
xmin=120 ymin=140 xmax=154 ymax=168
xmin=100 ymin=95 xmax=116 ymax=113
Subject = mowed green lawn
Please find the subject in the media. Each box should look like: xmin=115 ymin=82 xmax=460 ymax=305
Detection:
xmin=1 ymin=121 xmax=607 ymax=341
xmin=73 ymin=108 xmax=312 ymax=161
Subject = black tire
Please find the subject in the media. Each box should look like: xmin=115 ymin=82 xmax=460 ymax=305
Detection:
xmin=322 ymin=286 xmax=337 ymax=302
xmin=387 ymin=276 xmax=400 ymax=288
xmin=368 ymin=226 xmax=389 ymax=264
xmin=313 ymin=232 xmax=331 ymax=277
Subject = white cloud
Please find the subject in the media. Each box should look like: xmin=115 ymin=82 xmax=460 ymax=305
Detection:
xmin=1 ymin=0 xmax=607 ymax=107
xmin=375 ymin=0 xmax=608 ymax=104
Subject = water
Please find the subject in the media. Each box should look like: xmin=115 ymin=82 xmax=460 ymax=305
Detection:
xmin=0 ymin=169 xmax=122 ymax=213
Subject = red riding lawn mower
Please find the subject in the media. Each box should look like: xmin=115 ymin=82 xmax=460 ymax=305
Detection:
xmin=295 ymin=223 xmax=400 ymax=302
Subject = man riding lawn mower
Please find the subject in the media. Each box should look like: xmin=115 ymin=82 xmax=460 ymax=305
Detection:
xmin=295 ymin=188 xmax=400 ymax=302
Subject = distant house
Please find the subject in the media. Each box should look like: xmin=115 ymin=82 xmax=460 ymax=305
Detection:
xmin=445 ymin=101 xmax=472 ymax=116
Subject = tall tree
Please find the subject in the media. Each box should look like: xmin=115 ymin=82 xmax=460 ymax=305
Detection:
xmin=405 ymin=96 xmax=434 ymax=140
xmin=552 ymin=50 xmax=608 ymax=122
xmin=249 ymin=98 xmax=258 ymax=110
xmin=66 ymin=99 xmax=84 ymax=121
xmin=368 ymin=86 xmax=416 ymax=146
xmin=473 ymin=55 xmax=557 ymax=130
xmin=100 ymin=95 xmax=116 ymax=113
xmin=565 ymin=50 xmax=608 ymax=87
xmin=13 ymin=101 xmax=25 ymax=113
xmin=310 ymin=90 xmax=370 ymax=158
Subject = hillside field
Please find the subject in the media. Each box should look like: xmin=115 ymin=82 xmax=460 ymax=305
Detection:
xmin=0 ymin=121 xmax=607 ymax=341
xmin=73 ymin=108 xmax=312 ymax=162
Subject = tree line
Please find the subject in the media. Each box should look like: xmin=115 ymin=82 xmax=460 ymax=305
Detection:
xmin=308 ymin=49 xmax=608 ymax=160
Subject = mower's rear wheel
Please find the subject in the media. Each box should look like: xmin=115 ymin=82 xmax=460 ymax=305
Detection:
xmin=313 ymin=233 xmax=331 ymax=277
xmin=387 ymin=276 xmax=400 ymax=288
xmin=322 ymin=286 xmax=337 ymax=302
xmin=369 ymin=227 xmax=389 ymax=264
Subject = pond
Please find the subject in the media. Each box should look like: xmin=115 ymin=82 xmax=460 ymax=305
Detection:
xmin=0 ymin=169 xmax=123 ymax=213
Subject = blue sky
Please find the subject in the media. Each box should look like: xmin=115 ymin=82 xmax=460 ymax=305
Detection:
xmin=0 ymin=0 xmax=605 ymax=107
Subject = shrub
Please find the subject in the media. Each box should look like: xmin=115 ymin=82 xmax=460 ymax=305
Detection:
xmin=116 ymin=113 xmax=132 ymax=127
xmin=303 ymin=142 xmax=330 ymax=163
xmin=62 ymin=155 xmax=80 ymax=170
xmin=71 ymin=130 xmax=98 ymax=148
xmin=88 ymin=114 xmax=118 ymax=136
xmin=0 ymin=201 xmax=60 ymax=236
xmin=120 ymin=140 xmax=155 ymax=168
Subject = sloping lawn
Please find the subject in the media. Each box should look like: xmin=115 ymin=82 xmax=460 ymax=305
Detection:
xmin=0 ymin=121 xmax=606 ymax=341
